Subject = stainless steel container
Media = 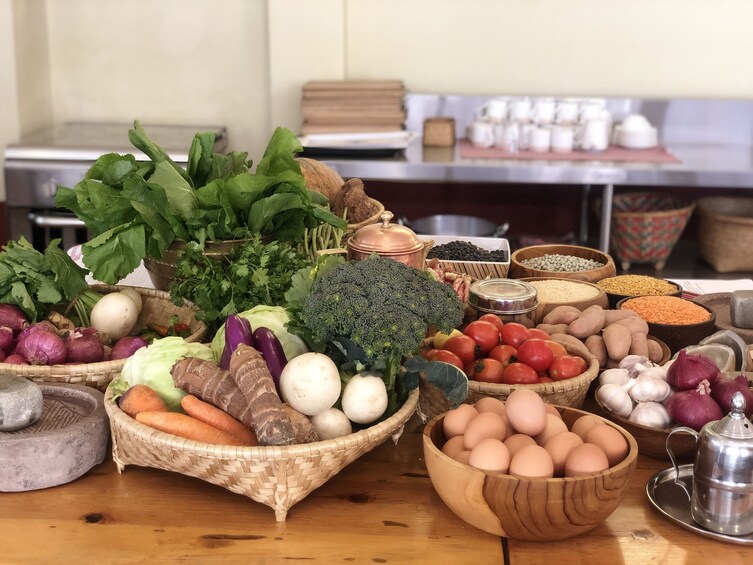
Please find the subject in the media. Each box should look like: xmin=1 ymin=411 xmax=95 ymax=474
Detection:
xmin=666 ymin=391 xmax=753 ymax=536
xmin=408 ymin=215 xmax=508 ymax=237
xmin=467 ymin=279 xmax=538 ymax=327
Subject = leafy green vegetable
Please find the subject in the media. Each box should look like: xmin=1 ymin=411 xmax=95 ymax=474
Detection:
xmin=402 ymin=355 xmax=469 ymax=408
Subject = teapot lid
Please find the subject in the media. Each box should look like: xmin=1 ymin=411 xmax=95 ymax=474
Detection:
xmin=348 ymin=211 xmax=424 ymax=254
xmin=711 ymin=391 xmax=753 ymax=441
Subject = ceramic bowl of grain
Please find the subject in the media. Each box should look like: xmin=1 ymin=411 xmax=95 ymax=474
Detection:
xmin=596 ymin=274 xmax=682 ymax=309
xmin=520 ymin=277 xmax=609 ymax=324
xmin=616 ymin=296 xmax=716 ymax=354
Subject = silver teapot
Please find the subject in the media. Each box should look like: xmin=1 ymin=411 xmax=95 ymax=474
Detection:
xmin=666 ymin=391 xmax=753 ymax=536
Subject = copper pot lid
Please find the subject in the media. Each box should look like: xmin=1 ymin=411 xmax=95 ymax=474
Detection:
xmin=348 ymin=211 xmax=424 ymax=255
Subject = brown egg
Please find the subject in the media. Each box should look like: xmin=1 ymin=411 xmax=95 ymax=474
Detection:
xmin=509 ymin=444 xmax=554 ymax=478
xmin=564 ymin=443 xmax=609 ymax=477
xmin=474 ymin=397 xmax=507 ymax=418
xmin=544 ymin=431 xmax=584 ymax=477
xmin=544 ymin=403 xmax=562 ymax=419
xmin=441 ymin=435 xmax=467 ymax=459
xmin=454 ymin=450 xmax=472 ymax=465
xmin=443 ymin=404 xmax=479 ymax=439
xmin=504 ymin=433 xmax=537 ymax=458
xmin=534 ymin=413 xmax=569 ymax=446
xmin=468 ymin=438 xmax=511 ymax=473
xmin=463 ymin=412 xmax=507 ymax=450
xmin=505 ymin=389 xmax=547 ymax=436
xmin=584 ymin=424 xmax=629 ymax=467
xmin=570 ymin=414 xmax=604 ymax=440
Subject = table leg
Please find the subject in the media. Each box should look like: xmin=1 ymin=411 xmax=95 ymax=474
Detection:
xmin=579 ymin=185 xmax=591 ymax=244
xmin=599 ymin=184 xmax=613 ymax=253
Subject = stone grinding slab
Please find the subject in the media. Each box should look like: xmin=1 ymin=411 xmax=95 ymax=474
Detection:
xmin=0 ymin=383 xmax=109 ymax=492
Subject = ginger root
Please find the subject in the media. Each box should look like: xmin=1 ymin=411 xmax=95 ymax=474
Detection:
xmin=330 ymin=178 xmax=375 ymax=224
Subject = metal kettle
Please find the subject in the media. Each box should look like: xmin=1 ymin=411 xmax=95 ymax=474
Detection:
xmin=666 ymin=391 xmax=753 ymax=536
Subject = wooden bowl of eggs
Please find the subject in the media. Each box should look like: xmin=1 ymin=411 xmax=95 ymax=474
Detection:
xmin=422 ymin=391 xmax=638 ymax=541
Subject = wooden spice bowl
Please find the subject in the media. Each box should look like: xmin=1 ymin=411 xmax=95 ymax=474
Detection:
xmin=422 ymin=405 xmax=639 ymax=540
xmin=509 ymin=244 xmax=616 ymax=283
xmin=597 ymin=275 xmax=682 ymax=309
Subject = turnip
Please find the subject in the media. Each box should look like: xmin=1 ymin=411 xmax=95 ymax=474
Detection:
xmin=341 ymin=372 xmax=388 ymax=425
xmin=118 ymin=288 xmax=143 ymax=313
xmin=310 ymin=407 xmax=352 ymax=440
xmin=90 ymin=292 xmax=140 ymax=340
xmin=279 ymin=352 xmax=341 ymax=416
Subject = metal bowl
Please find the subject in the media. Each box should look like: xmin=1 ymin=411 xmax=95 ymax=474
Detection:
xmin=408 ymin=215 xmax=508 ymax=237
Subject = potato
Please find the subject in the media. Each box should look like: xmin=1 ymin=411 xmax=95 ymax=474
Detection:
xmin=566 ymin=307 xmax=606 ymax=339
xmin=628 ymin=331 xmax=649 ymax=358
xmin=536 ymin=323 xmax=568 ymax=335
xmin=541 ymin=305 xmax=583 ymax=326
xmin=611 ymin=316 xmax=649 ymax=335
xmin=602 ymin=323 xmax=632 ymax=361
xmin=585 ymin=334 xmax=608 ymax=368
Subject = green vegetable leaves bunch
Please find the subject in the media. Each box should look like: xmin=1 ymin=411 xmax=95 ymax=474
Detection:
xmin=56 ymin=121 xmax=346 ymax=284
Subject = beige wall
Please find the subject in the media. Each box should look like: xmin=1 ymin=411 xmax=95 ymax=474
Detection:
xmin=1 ymin=0 xmax=752 ymax=203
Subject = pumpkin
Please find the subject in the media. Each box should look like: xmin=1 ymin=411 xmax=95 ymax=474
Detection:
xmin=296 ymin=157 xmax=344 ymax=201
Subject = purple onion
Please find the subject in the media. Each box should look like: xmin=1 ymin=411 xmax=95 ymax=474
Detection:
xmin=711 ymin=374 xmax=753 ymax=418
xmin=110 ymin=335 xmax=148 ymax=360
xmin=4 ymin=354 xmax=28 ymax=364
xmin=0 ymin=326 xmax=14 ymax=355
xmin=667 ymin=349 xmax=719 ymax=391
xmin=15 ymin=329 xmax=67 ymax=365
xmin=0 ymin=304 xmax=29 ymax=332
xmin=666 ymin=379 xmax=723 ymax=431
xmin=64 ymin=330 xmax=105 ymax=363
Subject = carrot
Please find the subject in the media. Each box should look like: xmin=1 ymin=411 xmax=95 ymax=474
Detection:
xmin=119 ymin=384 xmax=169 ymax=418
xmin=180 ymin=394 xmax=258 ymax=446
xmin=135 ymin=411 xmax=249 ymax=446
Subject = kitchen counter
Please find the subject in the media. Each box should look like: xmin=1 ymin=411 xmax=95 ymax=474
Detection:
xmin=3 ymin=404 xmax=750 ymax=564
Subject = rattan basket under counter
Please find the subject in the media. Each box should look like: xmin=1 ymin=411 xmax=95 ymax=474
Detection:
xmin=697 ymin=196 xmax=753 ymax=272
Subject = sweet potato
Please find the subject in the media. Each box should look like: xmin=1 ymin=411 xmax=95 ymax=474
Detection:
xmin=628 ymin=331 xmax=649 ymax=358
xmin=612 ymin=316 xmax=649 ymax=335
xmin=585 ymin=334 xmax=608 ymax=368
xmin=604 ymin=309 xmax=639 ymax=324
xmin=566 ymin=306 xmax=606 ymax=339
xmin=647 ymin=338 xmax=664 ymax=363
xmin=541 ymin=305 xmax=583 ymax=326
xmin=602 ymin=323 xmax=632 ymax=361
xmin=536 ymin=323 xmax=568 ymax=335
xmin=550 ymin=332 xmax=593 ymax=360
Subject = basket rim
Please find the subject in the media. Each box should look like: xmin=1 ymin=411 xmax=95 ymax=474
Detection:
xmin=612 ymin=201 xmax=695 ymax=219
xmin=510 ymin=244 xmax=616 ymax=276
xmin=346 ymin=197 xmax=386 ymax=233
xmin=105 ymin=385 xmax=418 ymax=459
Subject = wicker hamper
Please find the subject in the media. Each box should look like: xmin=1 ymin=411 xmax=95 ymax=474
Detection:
xmin=697 ymin=197 xmax=753 ymax=272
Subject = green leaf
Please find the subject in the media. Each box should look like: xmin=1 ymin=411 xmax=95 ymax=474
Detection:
xmin=82 ymin=222 xmax=146 ymax=284
xmin=255 ymin=127 xmax=303 ymax=177
xmin=148 ymin=161 xmax=197 ymax=222
xmin=403 ymin=355 xmax=469 ymax=408
xmin=128 ymin=120 xmax=192 ymax=185
xmin=186 ymin=131 xmax=216 ymax=187
xmin=247 ymin=192 xmax=305 ymax=233
xmin=43 ymin=240 xmax=89 ymax=300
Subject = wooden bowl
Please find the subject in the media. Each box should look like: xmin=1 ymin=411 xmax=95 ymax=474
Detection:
xmin=597 ymin=276 xmax=682 ymax=309
xmin=509 ymin=244 xmax=616 ymax=283
xmin=616 ymin=297 xmax=717 ymax=355
xmin=423 ymin=405 xmax=639 ymax=540
xmin=519 ymin=277 xmax=609 ymax=324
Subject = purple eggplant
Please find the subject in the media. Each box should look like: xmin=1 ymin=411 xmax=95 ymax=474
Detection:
xmin=220 ymin=315 xmax=254 ymax=370
xmin=252 ymin=326 xmax=288 ymax=390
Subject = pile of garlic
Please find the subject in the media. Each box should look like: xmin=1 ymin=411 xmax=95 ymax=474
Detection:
xmin=595 ymin=355 xmax=673 ymax=429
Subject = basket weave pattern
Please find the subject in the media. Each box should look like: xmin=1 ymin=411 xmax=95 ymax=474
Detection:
xmin=698 ymin=197 xmax=753 ymax=272
xmin=0 ymin=285 xmax=206 ymax=390
xmin=105 ymin=387 xmax=418 ymax=521
xmin=610 ymin=193 xmax=695 ymax=269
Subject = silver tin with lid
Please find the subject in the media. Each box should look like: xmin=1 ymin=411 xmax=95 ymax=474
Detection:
xmin=468 ymin=279 xmax=538 ymax=326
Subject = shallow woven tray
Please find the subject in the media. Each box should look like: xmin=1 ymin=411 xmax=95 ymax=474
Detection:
xmin=0 ymin=285 xmax=206 ymax=391
xmin=105 ymin=386 xmax=418 ymax=521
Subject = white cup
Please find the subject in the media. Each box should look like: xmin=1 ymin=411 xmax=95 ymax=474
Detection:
xmin=467 ymin=120 xmax=496 ymax=148
xmin=579 ymin=99 xmax=606 ymax=123
xmin=528 ymin=126 xmax=552 ymax=152
xmin=518 ymin=123 xmax=537 ymax=150
xmin=551 ymin=126 xmax=575 ymax=153
xmin=509 ymin=98 xmax=533 ymax=123
xmin=531 ymin=98 xmax=556 ymax=125
xmin=621 ymin=113 xmax=652 ymax=132
xmin=555 ymin=98 xmax=580 ymax=125
xmin=494 ymin=122 xmax=520 ymax=153
xmin=576 ymin=118 xmax=610 ymax=151
xmin=476 ymin=97 xmax=510 ymax=123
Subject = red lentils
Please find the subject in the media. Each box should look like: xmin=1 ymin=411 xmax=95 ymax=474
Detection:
xmin=619 ymin=296 xmax=711 ymax=325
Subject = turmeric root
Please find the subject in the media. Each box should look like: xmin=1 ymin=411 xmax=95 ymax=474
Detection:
xmin=229 ymin=344 xmax=296 ymax=446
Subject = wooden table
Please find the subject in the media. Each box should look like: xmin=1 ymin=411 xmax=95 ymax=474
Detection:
xmin=2 ymin=412 xmax=750 ymax=564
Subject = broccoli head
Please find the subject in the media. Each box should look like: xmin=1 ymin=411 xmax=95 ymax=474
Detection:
xmin=300 ymin=256 xmax=465 ymax=364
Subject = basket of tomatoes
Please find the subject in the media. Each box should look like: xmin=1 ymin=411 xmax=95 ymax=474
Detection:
xmin=424 ymin=314 xmax=599 ymax=408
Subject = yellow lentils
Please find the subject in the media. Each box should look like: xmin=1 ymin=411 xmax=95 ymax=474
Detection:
xmin=597 ymin=275 xmax=678 ymax=297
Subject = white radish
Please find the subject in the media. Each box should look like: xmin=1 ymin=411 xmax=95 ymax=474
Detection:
xmin=341 ymin=373 xmax=388 ymax=425
xmin=90 ymin=292 xmax=140 ymax=340
xmin=118 ymin=288 xmax=143 ymax=313
xmin=310 ymin=408 xmax=352 ymax=440
xmin=279 ymin=352 xmax=341 ymax=416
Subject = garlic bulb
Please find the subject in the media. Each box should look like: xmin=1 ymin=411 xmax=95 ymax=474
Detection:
xmin=619 ymin=355 xmax=651 ymax=372
xmin=628 ymin=374 xmax=672 ymax=403
xmin=636 ymin=365 xmax=668 ymax=381
xmin=596 ymin=383 xmax=633 ymax=418
xmin=599 ymin=368 xmax=630 ymax=387
xmin=629 ymin=402 xmax=672 ymax=429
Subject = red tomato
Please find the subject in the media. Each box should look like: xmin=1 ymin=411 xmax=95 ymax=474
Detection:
xmin=463 ymin=320 xmax=500 ymax=355
xmin=443 ymin=334 xmax=477 ymax=365
xmin=548 ymin=354 xmax=588 ymax=381
xmin=542 ymin=340 xmax=568 ymax=358
xmin=426 ymin=348 xmax=465 ymax=371
xmin=538 ymin=376 xmax=554 ymax=383
xmin=500 ymin=322 xmax=531 ymax=348
xmin=516 ymin=338 xmax=554 ymax=372
xmin=528 ymin=328 xmax=551 ymax=341
xmin=423 ymin=348 xmax=440 ymax=359
xmin=488 ymin=344 xmax=517 ymax=368
xmin=467 ymin=357 xmax=506 ymax=383
xmin=502 ymin=362 xmax=539 ymax=384
xmin=477 ymin=313 xmax=504 ymax=334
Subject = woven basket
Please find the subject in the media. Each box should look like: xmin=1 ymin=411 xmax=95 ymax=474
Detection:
xmin=105 ymin=386 xmax=418 ymax=521
xmin=466 ymin=341 xmax=599 ymax=407
xmin=697 ymin=197 xmax=753 ymax=272
xmin=610 ymin=192 xmax=695 ymax=271
xmin=0 ymin=285 xmax=206 ymax=391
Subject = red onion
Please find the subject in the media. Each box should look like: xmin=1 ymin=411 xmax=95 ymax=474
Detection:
xmin=64 ymin=330 xmax=105 ymax=363
xmin=0 ymin=304 xmax=29 ymax=332
xmin=0 ymin=326 xmax=14 ymax=354
xmin=15 ymin=329 xmax=67 ymax=365
xmin=4 ymin=354 xmax=28 ymax=364
xmin=666 ymin=379 xmax=723 ymax=431
xmin=0 ymin=350 xmax=5 ymax=362
xmin=711 ymin=374 xmax=753 ymax=418
xmin=110 ymin=335 xmax=148 ymax=360
xmin=667 ymin=349 xmax=719 ymax=391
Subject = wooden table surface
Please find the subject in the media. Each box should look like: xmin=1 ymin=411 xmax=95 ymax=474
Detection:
xmin=2 ymin=409 xmax=751 ymax=565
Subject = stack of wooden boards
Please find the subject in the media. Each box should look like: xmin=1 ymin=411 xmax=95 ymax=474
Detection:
xmin=300 ymin=80 xmax=406 ymax=135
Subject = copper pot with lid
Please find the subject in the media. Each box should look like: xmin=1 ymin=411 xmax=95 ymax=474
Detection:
xmin=346 ymin=211 xmax=433 ymax=269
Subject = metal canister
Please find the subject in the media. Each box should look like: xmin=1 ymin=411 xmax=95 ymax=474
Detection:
xmin=467 ymin=279 xmax=538 ymax=328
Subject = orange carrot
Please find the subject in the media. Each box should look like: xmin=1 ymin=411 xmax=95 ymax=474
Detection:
xmin=119 ymin=384 xmax=169 ymax=418
xmin=180 ymin=394 xmax=258 ymax=446
xmin=135 ymin=411 xmax=249 ymax=446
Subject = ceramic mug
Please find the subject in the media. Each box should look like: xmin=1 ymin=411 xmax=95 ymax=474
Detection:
xmin=577 ymin=118 xmax=610 ymax=151
xmin=532 ymin=98 xmax=556 ymax=125
xmin=467 ymin=120 xmax=496 ymax=148
xmin=555 ymin=99 xmax=580 ymax=125
xmin=579 ymin=99 xmax=607 ymax=123
xmin=551 ymin=126 xmax=575 ymax=153
xmin=509 ymin=98 xmax=533 ymax=123
xmin=529 ymin=126 xmax=552 ymax=152
xmin=476 ymin=97 xmax=510 ymax=123
xmin=495 ymin=122 xmax=520 ymax=153
xmin=518 ymin=122 xmax=537 ymax=150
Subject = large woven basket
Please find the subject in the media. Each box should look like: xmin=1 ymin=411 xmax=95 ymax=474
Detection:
xmin=105 ymin=386 xmax=418 ymax=521
xmin=0 ymin=285 xmax=206 ymax=391
xmin=697 ymin=196 xmax=753 ymax=272
xmin=610 ymin=192 xmax=695 ymax=271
